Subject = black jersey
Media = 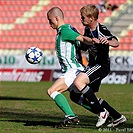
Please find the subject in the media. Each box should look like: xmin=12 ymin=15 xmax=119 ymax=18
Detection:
xmin=83 ymin=23 xmax=118 ymax=66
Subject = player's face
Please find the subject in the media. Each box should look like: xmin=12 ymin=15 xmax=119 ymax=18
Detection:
xmin=47 ymin=14 xmax=58 ymax=29
xmin=80 ymin=13 xmax=92 ymax=26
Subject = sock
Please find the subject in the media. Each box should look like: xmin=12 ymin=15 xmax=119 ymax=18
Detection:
xmin=82 ymin=97 xmax=99 ymax=114
xmin=99 ymin=98 xmax=121 ymax=120
xmin=81 ymin=85 xmax=104 ymax=114
xmin=50 ymin=91 xmax=75 ymax=116
xmin=79 ymin=96 xmax=91 ymax=110
xmin=69 ymin=90 xmax=96 ymax=113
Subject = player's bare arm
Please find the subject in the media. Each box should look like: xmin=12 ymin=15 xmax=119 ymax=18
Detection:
xmin=108 ymin=38 xmax=119 ymax=47
xmin=99 ymin=37 xmax=119 ymax=47
xmin=76 ymin=35 xmax=94 ymax=45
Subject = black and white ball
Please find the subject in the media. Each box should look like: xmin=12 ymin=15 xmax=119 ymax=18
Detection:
xmin=25 ymin=47 xmax=43 ymax=64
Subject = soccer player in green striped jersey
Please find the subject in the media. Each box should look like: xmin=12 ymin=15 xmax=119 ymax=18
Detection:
xmin=46 ymin=6 xmax=94 ymax=126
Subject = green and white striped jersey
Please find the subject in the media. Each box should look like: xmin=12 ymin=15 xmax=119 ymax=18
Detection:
xmin=56 ymin=24 xmax=84 ymax=73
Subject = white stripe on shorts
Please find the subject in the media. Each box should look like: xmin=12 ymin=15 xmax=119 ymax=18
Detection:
xmin=86 ymin=64 xmax=101 ymax=76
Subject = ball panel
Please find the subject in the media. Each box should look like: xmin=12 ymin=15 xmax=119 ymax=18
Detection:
xmin=37 ymin=56 xmax=42 ymax=62
xmin=35 ymin=51 xmax=41 ymax=58
xmin=25 ymin=47 xmax=43 ymax=64
xmin=29 ymin=52 xmax=35 ymax=58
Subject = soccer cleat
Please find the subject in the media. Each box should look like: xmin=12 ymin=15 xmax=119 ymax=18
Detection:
xmin=59 ymin=115 xmax=80 ymax=127
xmin=96 ymin=108 xmax=109 ymax=127
xmin=107 ymin=115 xmax=127 ymax=127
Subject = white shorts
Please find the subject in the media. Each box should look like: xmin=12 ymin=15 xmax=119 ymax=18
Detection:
xmin=59 ymin=69 xmax=82 ymax=87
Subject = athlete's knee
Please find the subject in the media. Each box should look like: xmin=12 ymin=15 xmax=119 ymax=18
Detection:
xmin=47 ymin=89 xmax=51 ymax=96
xmin=47 ymin=88 xmax=54 ymax=96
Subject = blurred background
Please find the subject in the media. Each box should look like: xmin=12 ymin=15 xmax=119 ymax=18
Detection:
xmin=0 ymin=0 xmax=133 ymax=84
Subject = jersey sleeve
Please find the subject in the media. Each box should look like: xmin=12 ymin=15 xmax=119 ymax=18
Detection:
xmin=61 ymin=27 xmax=80 ymax=42
xmin=100 ymin=24 xmax=118 ymax=41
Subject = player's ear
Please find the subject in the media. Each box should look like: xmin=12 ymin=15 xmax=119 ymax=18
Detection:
xmin=91 ymin=15 xmax=96 ymax=20
xmin=90 ymin=16 xmax=94 ymax=22
xmin=55 ymin=16 xmax=59 ymax=21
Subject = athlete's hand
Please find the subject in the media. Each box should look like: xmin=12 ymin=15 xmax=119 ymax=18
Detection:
xmin=92 ymin=38 xmax=100 ymax=44
xmin=99 ymin=37 xmax=109 ymax=45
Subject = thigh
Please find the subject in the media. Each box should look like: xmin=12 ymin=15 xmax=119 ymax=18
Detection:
xmin=60 ymin=69 xmax=81 ymax=87
xmin=89 ymin=78 xmax=101 ymax=92
xmin=73 ymin=72 xmax=89 ymax=91
xmin=85 ymin=64 xmax=110 ymax=83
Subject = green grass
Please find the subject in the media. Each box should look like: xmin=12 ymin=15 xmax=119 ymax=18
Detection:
xmin=0 ymin=82 xmax=133 ymax=133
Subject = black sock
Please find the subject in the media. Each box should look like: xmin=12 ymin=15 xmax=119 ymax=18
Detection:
xmin=99 ymin=98 xmax=121 ymax=120
xmin=70 ymin=90 xmax=95 ymax=113
xmin=82 ymin=85 xmax=104 ymax=114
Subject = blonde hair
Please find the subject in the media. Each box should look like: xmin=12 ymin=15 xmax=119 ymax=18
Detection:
xmin=80 ymin=4 xmax=99 ymax=20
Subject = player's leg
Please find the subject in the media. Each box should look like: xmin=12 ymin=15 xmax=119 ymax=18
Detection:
xmin=47 ymin=69 xmax=81 ymax=126
xmin=90 ymin=79 xmax=127 ymax=127
xmin=99 ymin=98 xmax=121 ymax=120
xmin=70 ymin=78 xmax=127 ymax=127
xmin=73 ymin=65 xmax=110 ymax=127
xmin=70 ymin=89 xmax=98 ymax=114
xmin=71 ymin=92 xmax=126 ymax=126
xmin=48 ymin=78 xmax=76 ymax=117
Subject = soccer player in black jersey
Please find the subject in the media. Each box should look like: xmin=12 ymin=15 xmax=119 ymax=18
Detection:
xmin=72 ymin=4 xmax=126 ymax=127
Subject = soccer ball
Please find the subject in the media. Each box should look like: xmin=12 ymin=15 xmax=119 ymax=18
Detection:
xmin=25 ymin=47 xmax=43 ymax=64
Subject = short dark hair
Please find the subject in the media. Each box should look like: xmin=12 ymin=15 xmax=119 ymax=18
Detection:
xmin=47 ymin=6 xmax=64 ymax=19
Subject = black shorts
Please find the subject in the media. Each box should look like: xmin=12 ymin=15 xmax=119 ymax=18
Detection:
xmin=83 ymin=63 xmax=110 ymax=92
